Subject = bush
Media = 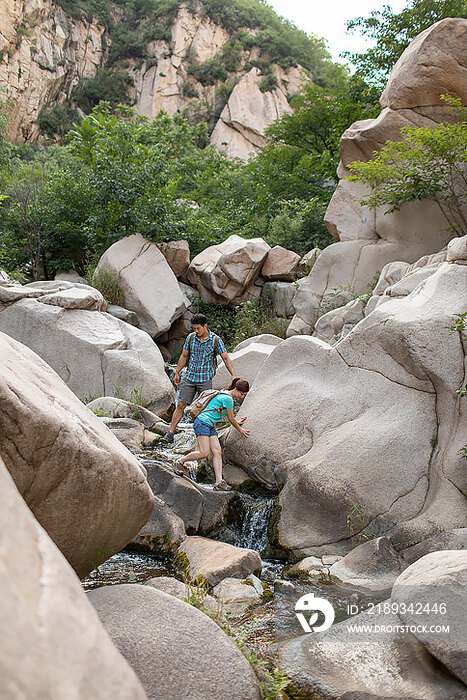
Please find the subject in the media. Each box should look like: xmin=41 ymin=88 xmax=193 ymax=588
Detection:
xmin=38 ymin=104 xmax=79 ymax=139
xmin=259 ymin=73 xmax=278 ymax=93
xmin=231 ymin=295 xmax=288 ymax=349
xmin=73 ymin=70 xmax=133 ymax=113
xmin=91 ymin=268 xmax=124 ymax=305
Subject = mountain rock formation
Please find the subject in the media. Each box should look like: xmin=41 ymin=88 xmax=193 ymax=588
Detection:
xmin=0 ymin=0 xmax=306 ymax=157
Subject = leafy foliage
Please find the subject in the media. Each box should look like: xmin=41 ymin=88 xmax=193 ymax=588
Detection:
xmin=346 ymin=0 xmax=467 ymax=87
xmin=91 ymin=268 xmax=124 ymax=305
xmin=38 ymin=103 xmax=80 ymax=139
xmin=349 ymin=97 xmax=467 ymax=237
xmin=72 ymin=69 xmax=133 ymax=112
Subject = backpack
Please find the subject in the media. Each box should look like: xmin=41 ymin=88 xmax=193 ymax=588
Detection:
xmin=186 ymin=332 xmax=222 ymax=371
xmin=189 ymin=389 xmax=221 ymax=420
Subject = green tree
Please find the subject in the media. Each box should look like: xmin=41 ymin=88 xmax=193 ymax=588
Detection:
xmin=264 ymin=76 xmax=380 ymax=184
xmin=347 ymin=0 xmax=467 ymax=86
xmin=348 ymin=98 xmax=467 ymax=237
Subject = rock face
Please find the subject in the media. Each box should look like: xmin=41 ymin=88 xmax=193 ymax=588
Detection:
xmin=187 ymin=234 xmax=270 ymax=306
xmin=279 ymin=551 xmax=467 ymax=699
xmin=95 ymin=234 xmax=186 ymax=339
xmin=0 ymin=278 xmax=175 ymax=414
xmin=224 ymin=253 xmax=467 ymax=556
xmin=0 ymin=331 xmax=155 ymax=578
xmin=288 ymin=18 xmax=467 ymax=336
xmin=211 ymin=66 xmax=305 ymax=158
xmin=89 ymin=584 xmax=261 ymax=700
xmin=0 ymin=458 xmax=147 ymax=699
xmin=2 ymin=2 xmax=304 ymax=157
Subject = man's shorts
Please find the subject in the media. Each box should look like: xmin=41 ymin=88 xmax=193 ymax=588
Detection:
xmin=193 ymin=417 xmax=217 ymax=437
xmin=178 ymin=377 xmax=212 ymax=405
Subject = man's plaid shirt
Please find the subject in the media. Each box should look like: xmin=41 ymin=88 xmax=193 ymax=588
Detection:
xmin=183 ymin=330 xmax=226 ymax=383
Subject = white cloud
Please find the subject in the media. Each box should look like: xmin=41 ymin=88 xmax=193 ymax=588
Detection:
xmin=267 ymin=0 xmax=408 ymax=64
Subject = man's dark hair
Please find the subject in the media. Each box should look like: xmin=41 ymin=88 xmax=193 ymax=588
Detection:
xmin=191 ymin=313 xmax=208 ymax=326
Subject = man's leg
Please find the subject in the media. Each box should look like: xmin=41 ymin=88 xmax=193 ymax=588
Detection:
xmin=168 ymin=401 xmax=187 ymax=435
xmin=163 ymin=378 xmax=196 ymax=443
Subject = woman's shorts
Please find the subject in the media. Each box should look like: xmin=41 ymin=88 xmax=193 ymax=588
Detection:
xmin=193 ymin=417 xmax=217 ymax=437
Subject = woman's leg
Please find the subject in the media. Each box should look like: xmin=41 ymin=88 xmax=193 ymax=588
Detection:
xmin=209 ymin=435 xmax=223 ymax=483
xmin=179 ymin=434 xmax=211 ymax=463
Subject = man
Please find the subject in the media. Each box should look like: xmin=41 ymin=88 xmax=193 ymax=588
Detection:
xmin=161 ymin=313 xmax=236 ymax=444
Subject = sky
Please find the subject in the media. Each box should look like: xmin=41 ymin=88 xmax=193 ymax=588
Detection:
xmin=267 ymin=0 xmax=408 ymax=64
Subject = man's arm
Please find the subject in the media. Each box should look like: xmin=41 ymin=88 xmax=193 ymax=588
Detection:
xmin=220 ymin=351 xmax=235 ymax=378
xmin=173 ymin=348 xmax=189 ymax=387
xmin=226 ymin=408 xmax=250 ymax=437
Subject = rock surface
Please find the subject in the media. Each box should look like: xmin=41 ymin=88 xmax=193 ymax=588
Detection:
xmin=288 ymin=19 xmax=467 ymax=336
xmin=261 ymin=245 xmax=301 ymax=281
xmin=279 ymin=607 xmax=466 ymax=699
xmin=95 ymin=234 xmax=186 ymax=338
xmin=392 ymin=551 xmax=467 ymax=684
xmin=0 ymin=331 xmax=155 ymax=577
xmin=212 ymin=340 xmax=277 ymax=389
xmin=0 ymin=458 xmax=147 ymax=699
xmin=178 ymin=536 xmax=262 ymax=586
xmin=2 ymin=2 xmax=304 ymax=158
xmin=89 ymin=584 xmax=261 ymax=699
xmin=329 ymin=537 xmax=403 ymax=593
xmin=212 ymin=577 xmax=262 ymax=615
xmin=187 ymin=234 xmax=270 ymax=306
xmin=224 ymin=258 xmax=467 ymax=556
xmin=0 ymin=279 xmax=175 ymax=414
xmin=157 ymin=240 xmax=190 ymax=278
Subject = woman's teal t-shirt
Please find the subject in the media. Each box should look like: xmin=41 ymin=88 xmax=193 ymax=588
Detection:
xmin=198 ymin=392 xmax=234 ymax=427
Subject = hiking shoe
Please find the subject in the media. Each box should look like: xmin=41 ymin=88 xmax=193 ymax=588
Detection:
xmin=213 ymin=479 xmax=232 ymax=491
xmin=160 ymin=431 xmax=174 ymax=445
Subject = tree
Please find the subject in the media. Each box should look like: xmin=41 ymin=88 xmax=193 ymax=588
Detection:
xmin=348 ymin=98 xmax=467 ymax=237
xmin=347 ymin=0 xmax=467 ymax=87
xmin=265 ymin=76 xmax=380 ymax=184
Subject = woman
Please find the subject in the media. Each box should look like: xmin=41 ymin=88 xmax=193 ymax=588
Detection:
xmin=174 ymin=377 xmax=250 ymax=490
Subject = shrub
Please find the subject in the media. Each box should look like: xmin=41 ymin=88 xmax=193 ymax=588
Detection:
xmin=259 ymin=73 xmax=278 ymax=93
xmin=73 ymin=69 xmax=133 ymax=113
xmin=91 ymin=268 xmax=124 ymax=305
xmin=231 ymin=295 xmax=288 ymax=349
xmin=38 ymin=103 xmax=79 ymax=139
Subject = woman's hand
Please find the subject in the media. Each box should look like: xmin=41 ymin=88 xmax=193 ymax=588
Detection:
xmin=239 ymin=427 xmax=250 ymax=437
xmin=238 ymin=416 xmax=247 ymax=425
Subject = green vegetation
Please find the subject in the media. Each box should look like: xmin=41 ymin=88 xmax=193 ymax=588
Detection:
xmin=91 ymin=268 xmax=124 ymax=305
xmin=349 ymin=97 xmax=467 ymax=238
xmin=347 ymin=0 xmax=467 ymax=87
xmin=72 ymin=69 xmax=133 ymax=112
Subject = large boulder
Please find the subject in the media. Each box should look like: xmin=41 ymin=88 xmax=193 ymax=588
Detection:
xmin=178 ymin=536 xmax=261 ymax=586
xmin=224 ymin=256 xmax=467 ymax=557
xmin=0 ymin=331 xmax=155 ymax=578
xmin=156 ymin=239 xmax=190 ymax=278
xmin=329 ymin=537 xmax=403 ymax=593
xmin=0 ymin=281 xmax=175 ymax=414
xmin=392 ymin=551 xmax=467 ymax=684
xmin=212 ymin=340 xmax=277 ymax=389
xmin=89 ymin=584 xmax=261 ymax=699
xmin=262 ymin=281 xmax=296 ymax=318
xmin=279 ymin=549 xmax=467 ymax=698
xmin=381 ymin=18 xmax=467 ymax=109
xmin=187 ymin=234 xmax=270 ymax=306
xmin=261 ymin=245 xmax=301 ymax=281
xmin=288 ymin=19 xmax=467 ymax=336
xmin=95 ymin=233 xmax=186 ymax=338
xmin=279 ymin=609 xmax=466 ymax=699
xmin=0 ymin=458 xmax=147 ymax=699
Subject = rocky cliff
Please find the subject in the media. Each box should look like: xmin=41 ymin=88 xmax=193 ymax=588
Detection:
xmin=0 ymin=0 xmax=307 ymax=157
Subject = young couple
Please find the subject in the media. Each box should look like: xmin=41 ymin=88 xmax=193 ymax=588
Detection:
xmin=164 ymin=313 xmax=250 ymax=491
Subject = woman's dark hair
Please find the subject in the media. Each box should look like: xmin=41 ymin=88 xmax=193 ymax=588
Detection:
xmin=191 ymin=313 xmax=208 ymax=326
xmin=228 ymin=377 xmax=249 ymax=392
